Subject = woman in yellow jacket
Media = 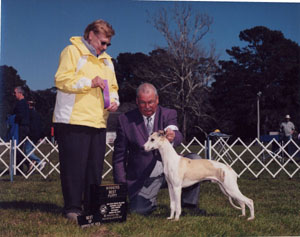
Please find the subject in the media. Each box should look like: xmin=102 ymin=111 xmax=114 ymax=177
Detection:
xmin=53 ymin=19 xmax=119 ymax=222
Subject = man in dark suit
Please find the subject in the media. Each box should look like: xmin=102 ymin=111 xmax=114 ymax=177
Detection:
xmin=25 ymin=100 xmax=46 ymax=173
xmin=113 ymin=83 xmax=204 ymax=215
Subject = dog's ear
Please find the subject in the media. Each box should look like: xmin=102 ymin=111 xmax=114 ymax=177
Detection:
xmin=158 ymin=130 xmax=165 ymax=137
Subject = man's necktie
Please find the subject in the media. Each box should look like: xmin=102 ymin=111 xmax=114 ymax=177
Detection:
xmin=146 ymin=117 xmax=152 ymax=135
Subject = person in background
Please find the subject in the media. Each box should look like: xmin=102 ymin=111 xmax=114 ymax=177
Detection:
xmin=50 ymin=126 xmax=55 ymax=144
xmin=53 ymin=19 xmax=119 ymax=222
xmin=113 ymin=83 xmax=205 ymax=216
xmin=13 ymin=86 xmax=30 ymax=174
xmin=280 ymin=114 xmax=295 ymax=156
xmin=25 ymin=100 xmax=46 ymax=174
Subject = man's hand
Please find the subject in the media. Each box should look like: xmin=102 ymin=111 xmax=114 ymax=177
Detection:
xmin=165 ymin=128 xmax=175 ymax=143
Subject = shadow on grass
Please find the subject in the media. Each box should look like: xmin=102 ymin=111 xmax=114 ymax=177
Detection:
xmin=0 ymin=201 xmax=62 ymax=214
xmin=151 ymin=204 xmax=223 ymax=219
xmin=150 ymin=204 xmax=169 ymax=218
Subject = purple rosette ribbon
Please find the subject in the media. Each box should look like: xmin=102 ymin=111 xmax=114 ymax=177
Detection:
xmin=102 ymin=80 xmax=110 ymax=109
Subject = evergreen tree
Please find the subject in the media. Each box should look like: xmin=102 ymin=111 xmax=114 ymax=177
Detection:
xmin=212 ymin=26 xmax=300 ymax=139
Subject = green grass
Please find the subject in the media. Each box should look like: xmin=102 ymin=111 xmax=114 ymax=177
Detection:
xmin=1 ymin=173 xmax=300 ymax=236
xmin=1 ymin=143 xmax=300 ymax=236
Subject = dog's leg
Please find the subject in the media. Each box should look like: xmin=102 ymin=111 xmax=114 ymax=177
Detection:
xmin=222 ymin=171 xmax=255 ymax=220
xmin=237 ymin=198 xmax=255 ymax=220
xmin=228 ymin=188 xmax=254 ymax=220
xmin=167 ymin=181 xmax=175 ymax=220
xmin=217 ymin=183 xmax=241 ymax=210
xmin=173 ymin=186 xmax=182 ymax=221
xmin=246 ymin=199 xmax=255 ymax=221
xmin=238 ymin=201 xmax=246 ymax=217
xmin=218 ymin=182 xmax=247 ymax=218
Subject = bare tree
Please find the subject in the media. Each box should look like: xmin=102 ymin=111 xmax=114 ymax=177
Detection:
xmin=142 ymin=5 xmax=219 ymax=141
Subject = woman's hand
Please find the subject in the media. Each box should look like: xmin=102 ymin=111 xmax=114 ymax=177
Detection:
xmin=91 ymin=76 xmax=106 ymax=89
xmin=107 ymin=101 xmax=119 ymax=112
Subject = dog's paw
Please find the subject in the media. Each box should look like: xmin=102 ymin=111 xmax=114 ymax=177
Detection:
xmin=247 ymin=216 xmax=255 ymax=221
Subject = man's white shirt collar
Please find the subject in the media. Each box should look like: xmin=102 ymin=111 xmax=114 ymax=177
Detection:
xmin=143 ymin=113 xmax=156 ymax=124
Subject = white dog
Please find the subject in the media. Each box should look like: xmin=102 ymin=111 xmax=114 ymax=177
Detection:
xmin=143 ymin=131 xmax=255 ymax=221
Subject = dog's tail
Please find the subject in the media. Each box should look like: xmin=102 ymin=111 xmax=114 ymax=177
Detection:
xmin=229 ymin=197 xmax=241 ymax=210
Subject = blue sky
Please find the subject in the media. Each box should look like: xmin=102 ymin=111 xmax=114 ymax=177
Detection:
xmin=1 ymin=0 xmax=300 ymax=90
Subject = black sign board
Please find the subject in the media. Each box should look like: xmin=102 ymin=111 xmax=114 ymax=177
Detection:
xmin=78 ymin=184 xmax=127 ymax=227
xmin=77 ymin=214 xmax=101 ymax=228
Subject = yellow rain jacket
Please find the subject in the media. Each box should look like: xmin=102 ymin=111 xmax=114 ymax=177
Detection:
xmin=53 ymin=37 xmax=119 ymax=128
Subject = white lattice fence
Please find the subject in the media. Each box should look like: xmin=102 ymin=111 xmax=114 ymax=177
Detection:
xmin=209 ymin=137 xmax=300 ymax=178
xmin=1 ymin=136 xmax=300 ymax=180
xmin=14 ymin=137 xmax=60 ymax=179
xmin=179 ymin=137 xmax=206 ymax=156
xmin=0 ymin=136 xmax=116 ymax=180
xmin=103 ymin=143 xmax=114 ymax=178
xmin=0 ymin=138 xmax=11 ymax=177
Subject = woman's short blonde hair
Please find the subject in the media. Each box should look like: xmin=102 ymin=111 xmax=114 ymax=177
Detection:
xmin=84 ymin=19 xmax=115 ymax=40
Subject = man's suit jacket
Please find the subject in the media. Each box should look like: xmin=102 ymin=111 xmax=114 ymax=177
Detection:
xmin=113 ymin=106 xmax=183 ymax=199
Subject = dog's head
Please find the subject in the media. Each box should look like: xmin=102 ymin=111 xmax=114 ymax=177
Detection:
xmin=143 ymin=130 xmax=166 ymax=151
